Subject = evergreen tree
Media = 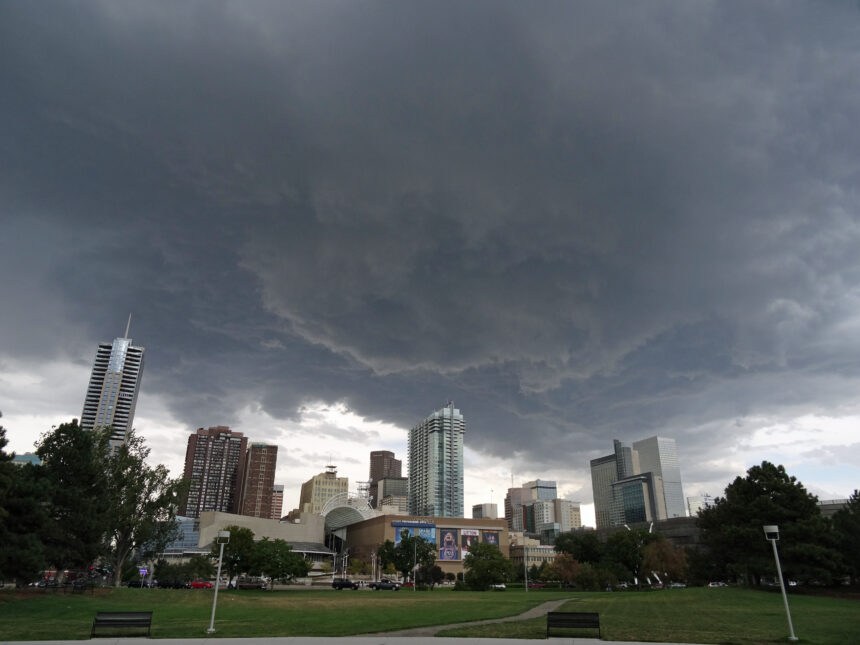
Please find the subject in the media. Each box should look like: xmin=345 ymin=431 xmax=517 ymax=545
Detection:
xmin=697 ymin=461 xmax=842 ymax=586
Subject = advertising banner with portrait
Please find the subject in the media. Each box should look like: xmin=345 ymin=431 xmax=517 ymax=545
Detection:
xmin=461 ymin=528 xmax=479 ymax=551
xmin=438 ymin=528 xmax=459 ymax=552
xmin=438 ymin=546 xmax=459 ymax=561
xmin=482 ymin=531 xmax=500 ymax=546
xmin=393 ymin=524 xmax=438 ymax=545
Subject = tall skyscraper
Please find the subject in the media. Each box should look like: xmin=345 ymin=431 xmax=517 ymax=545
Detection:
xmin=180 ymin=426 xmax=248 ymax=518
xmin=590 ymin=436 xmax=685 ymax=528
xmin=239 ymin=443 xmax=278 ymax=518
xmin=407 ymin=402 xmax=465 ymax=517
xmin=80 ymin=317 xmax=145 ymax=448
xmin=523 ymin=479 xmax=558 ymax=500
xmin=633 ymin=436 xmax=686 ymax=519
xmin=369 ymin=450 xmax=402 ymax=508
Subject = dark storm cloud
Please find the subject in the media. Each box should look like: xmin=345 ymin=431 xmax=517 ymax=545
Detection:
xmin=2 ymin=1 xmax=860 ymax=488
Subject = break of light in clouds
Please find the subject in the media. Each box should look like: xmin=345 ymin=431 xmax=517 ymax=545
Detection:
xmin=1 ymin=1 xmax=858 ymax=521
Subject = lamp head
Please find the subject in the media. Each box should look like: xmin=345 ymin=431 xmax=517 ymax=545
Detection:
xmin=217 ymin=530 xmax=231 ymax=544
xmin=763 ymin=525 xmax=779 ymax=541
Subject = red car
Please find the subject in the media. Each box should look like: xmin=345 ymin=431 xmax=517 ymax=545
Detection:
xmin=188 ymin=580 xmax=213 ymax=589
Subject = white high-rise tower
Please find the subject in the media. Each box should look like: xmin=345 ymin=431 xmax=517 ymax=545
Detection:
xmin=80 ymin=316 xmax=145 ymax=449
xmin=408 ymin=402 xmax=465 ymax=517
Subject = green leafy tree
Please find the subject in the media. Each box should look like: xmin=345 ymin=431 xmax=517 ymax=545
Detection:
xmin=832 ymin=491 xmax=860 ymax=584
xmin=348 ymin=557 xmax=370 ymax=575
xmin=528 ymin=563 xmax=540 ymax=581
xmin=697 ymin=461 xmax=842 ymax=586
xmin=186 ymin=554 xmax=216 ymax=581
xmin=463 ymin=542 xmax=514 ymax=590
xmin=605 ymin=528 xmax=655 ymax=588
xmin=417 ymin=564 xmax=444 ymax=588
xmin=36 ymin=420 xmax=111 ymax=574
xmin=211 ymin=525 xmax=255 ymax=585
xmin=103 ymin=431 xmax=186 ymax=587
xmin=379 ymin=531 xmax=435 ymax=582
xmin=445 ymin=571 xmax=455 ymax=582
xmin=554 ymin=530 xmax=603 ymax=564
xmin=247 ymin=538 xmax=309 ymax=588
xmin=0 ymin=419 xmax=50 ymax=585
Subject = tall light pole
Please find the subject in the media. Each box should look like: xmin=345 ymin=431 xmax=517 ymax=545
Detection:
xmin=207 ymin=530 xmax=230 ymax=634
xmin=763 ymin=525 xmax=798 ymax=642
xmin=523 ymin=546 xmax=528 ymax=592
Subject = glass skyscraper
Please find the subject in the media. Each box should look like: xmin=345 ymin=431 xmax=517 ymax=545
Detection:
xmin=80 ymin=319 xmax=145 ymax=449
xmin=407 ymin=403 xmax=465 ymax=517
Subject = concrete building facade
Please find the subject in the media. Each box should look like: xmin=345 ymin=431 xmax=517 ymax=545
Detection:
xmin=270 ymin=484 xmax=284 ymax=520
xmin=407 ymin=403 xmax=465 ymax=517
xmin=369 ymin=450 xmax=402 ymax=508
xmin=472 ymin=503 xmax=498 ymax=519
xmin=299 ymin=466 xmax=349 ymax=515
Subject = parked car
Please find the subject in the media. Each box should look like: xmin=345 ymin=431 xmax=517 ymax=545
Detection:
xmin=491 ymin=583 xmax=506 ymax=591
xmin=368 ymin=579 xmax=400 ymax=590
xmin=189 ymin=580 xmax=213 ymax=589
xmin=708 ymin=581 xmax=728 ymax=588
xmin=332 ymin=578 xmax=360 ymax=590
xmin=528 ymin=582 xmax=547 ymax=589
xmin=669 ymin=582 xmax=687 ymax=589
xmin=126 ymin=580 xmax=151 ymax=588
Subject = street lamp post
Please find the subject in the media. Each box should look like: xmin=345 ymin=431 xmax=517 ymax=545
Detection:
xmin=207 ymin=530 xmax=230 ymax=634
xmin=763 ymin=525 xmax=798 ymax=642
xmin=523 ymin=547 xmax=528 ymax=592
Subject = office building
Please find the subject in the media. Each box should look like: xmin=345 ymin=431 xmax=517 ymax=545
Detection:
xmin=80 ymin=318 xmax=145 ymax=448
xmin=299 ymin=466 xmax=349 ymax=514
xmin=180 ymin=426 xmax=248 ymax=518
xmin=239 ymin=443 xmax=278 ymax=518
xmin=687 ymin=494 xmax=715 ymax=517
xmin=633 ymin=436 xmax=686 ymax=519
xmin=523 ymin=479 xmax=558 ymax=500
xmin=407 ymin=403 xmax=465 ymax=517
xmin=472 ymin=503 xmax=498 ymax=519
xmin=554 ymin=499 xmax=582 ymax=532
xmin=270 ymin=484 xmax=284 ymax=520
xmin=369 ymin=450 xmax=402 ymax=508
xmin=504 ymin=487 xmax=528 ymax=531
xmin=590 ymin=436 xmax=685 ymax=528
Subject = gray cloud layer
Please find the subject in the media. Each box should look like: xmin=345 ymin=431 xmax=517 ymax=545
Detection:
xmin=2 ymin=2 xmax=859 ymax=490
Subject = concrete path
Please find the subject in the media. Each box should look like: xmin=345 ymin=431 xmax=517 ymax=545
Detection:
xmin=363 ymin=598 xmax=570 ymax=637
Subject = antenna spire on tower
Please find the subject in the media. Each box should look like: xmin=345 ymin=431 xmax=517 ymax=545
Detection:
xmin=124 ymin=313 xmax=132 ymax=339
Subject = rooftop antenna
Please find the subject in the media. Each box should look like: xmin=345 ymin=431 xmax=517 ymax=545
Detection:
xmin=124 ymin=313 xmax=132 ymax=339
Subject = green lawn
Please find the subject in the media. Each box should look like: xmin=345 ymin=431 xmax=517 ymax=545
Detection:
xmin=0 ymin=586 xmax=565 ymax=640
xmin=439 ymin=587 xmax=860 ymax=644
xmin=0 ymin=585 xmax=857 ymax=643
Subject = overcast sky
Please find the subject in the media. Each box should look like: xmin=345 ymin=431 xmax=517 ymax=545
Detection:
xmin=2 ymin=1 xmax=859 ymax=525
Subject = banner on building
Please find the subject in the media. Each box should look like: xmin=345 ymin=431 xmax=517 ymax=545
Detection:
xmin=438 ymin=528 xmax=459 ymax=551
xmin=439 ymin=546 xmax=459 ymax=561
xmin=394 ymin=524 xmax=438 ymax=545
xmin=461 ymin=529 xmax=479 ymax=551
xmin=482 ymin=531 xmax=500 ymax=546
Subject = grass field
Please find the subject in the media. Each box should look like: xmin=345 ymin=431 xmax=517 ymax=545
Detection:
xmin=1 ymin=585 xmax=858 ymax=643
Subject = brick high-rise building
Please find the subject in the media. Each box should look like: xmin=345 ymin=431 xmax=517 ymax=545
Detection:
xmin=270 ymin=484 xmax=284 ymax=520
xmin=369 ymin=450 xmax=401 ymax=508
xmin=180 ymin=426 xmax=247 ymax=518
xmin=239 ymin=443 xmax=278 ymax=518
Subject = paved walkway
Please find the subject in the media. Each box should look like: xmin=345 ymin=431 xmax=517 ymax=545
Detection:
xmin=363 ymin=598 xmax=570 ymax=637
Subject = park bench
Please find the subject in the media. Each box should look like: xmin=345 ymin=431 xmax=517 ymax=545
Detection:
xmin=546 ymin=611 xmax=600 ymax=638
xmin=91 ymin=611 xmax=152 ymax=638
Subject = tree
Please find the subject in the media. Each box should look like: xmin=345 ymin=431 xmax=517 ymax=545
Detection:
xmin=247 ymin=538 xmax=309 ymax=588
xmin=642 ymin=536 xmax=687 ymax=582
xmin=463 ymin=542 xmax=513 ymax=590
xmin=554 ymin=530 xmax=603 ymax=564
xmin=0 ymin=419 xmax=50 ymax=585
xmin=528 ymin=563 xmax=540 ymax=582
xmin=546 ymin=553 xmax=580 ymax=586
xmin=832 ymin=491 xmax=860 ymax=584
xmin=697 ymin=461 xmax=842 ymax=586
xmin=378 ymin=531 xmax=435 ymax=582
xmin=348 ymin=557 xmax=370 ymax=576
xmin=36 ymin=420 xmax=111 ymax=574
xmin=417 ymin=564 xmax=444 ymax=588
xmin=605 ymin=528 xmax=655 ymax=588
xmin=211 ymin=525 xmax=255 ymax=585
xmin=103 ymin=431 xmax=186 ymax=587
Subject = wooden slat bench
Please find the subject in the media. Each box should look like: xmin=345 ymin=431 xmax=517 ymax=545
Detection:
xmin=546 ymin=611 xmax=600 ymax=638
xmin=91 ymin=611 xmax=152 ymax=638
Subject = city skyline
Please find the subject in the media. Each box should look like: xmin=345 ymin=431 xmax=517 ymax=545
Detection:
xmin=2 ymin=3 xmax=859 ymax=521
